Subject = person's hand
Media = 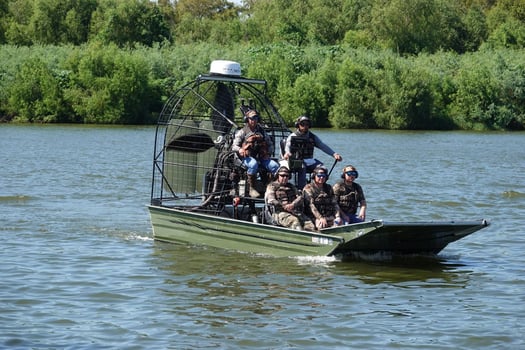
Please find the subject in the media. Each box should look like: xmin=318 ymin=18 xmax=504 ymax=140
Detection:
xmin=247 ymin=134 xmax=261 ymax=143
xmin=239 ymin=148 xmax=248 ymax=157
xmin=318 ymin=217 xmax=328 ymax=228
xmin=333 ymin=153 xmax=342 ymax=162
xmin=284 ymin=203 xmax=294 ymax=212
xmin=283 ymin=152 xmax=291 ymax=160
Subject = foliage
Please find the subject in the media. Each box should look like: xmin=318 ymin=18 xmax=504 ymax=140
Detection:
xmin=367 ymin=0 xmax=467 ymax=54
xmin=7 ymin=57 xmax=69 ymax=122
xmin=1 ymin=42 xmax=524 ymax=129
xmin=2 ymin=0 xmax=525 ymax=53
xmin=448 ymin=50 xmax=525 ymax=130
xmin=330 ymin=56 xmax=380 ymax=129
xmin=63 ymin=43 xmax=155 ymax=124
xmin=172 ymin=0 xmax=239 ymax=44
xmin=90 ymin=0 xmax=171 ymax=47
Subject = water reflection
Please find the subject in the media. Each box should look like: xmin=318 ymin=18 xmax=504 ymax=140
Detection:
xmin=153 ymin=241 xmax=472 ymax=300
xmin=329 ymin=255 xmax=471 ymax=286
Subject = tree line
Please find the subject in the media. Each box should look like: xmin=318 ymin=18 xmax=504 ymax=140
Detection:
xmin=2 ymin=0 xmax=525 ymax=53
xmin=0 ymin=0 xmax=524 ymax=130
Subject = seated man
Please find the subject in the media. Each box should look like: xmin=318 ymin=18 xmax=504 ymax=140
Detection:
xmin=303 ymin=165 xmax=341 ymax=229
xmin=232 ymin=108 xmax=279 ymax=197
xmin=265 ymin=166 xmax=315 ymax=231
xmin=282 ymin=116 xmax=342 ymax=189
xmin=333 ymin=165 xmax=367 ymax=224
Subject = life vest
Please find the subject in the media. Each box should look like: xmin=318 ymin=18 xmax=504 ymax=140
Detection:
xmin=270 ymin=182 xmax=301 ymax=212
xmin=310 ymin=184 xmax=336 ymax=217
xmin=289 ymin=132 xmax=315 ymax=159
xmin=336 ymin=182 xmax=360 ymax=214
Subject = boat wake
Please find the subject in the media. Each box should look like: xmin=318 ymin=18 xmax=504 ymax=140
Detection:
xmin=91 ymin=227 xmax=153 ymax=242
xmin=295 ymin=255 xmax=340 ymax=265
xmin=125 ymin=234 xmax=154 ymax=242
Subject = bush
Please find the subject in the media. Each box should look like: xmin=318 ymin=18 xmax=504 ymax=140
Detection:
xmin=330 ymin=57 xmax=379 ymax=128
xmin=448 ymin=51 xmax=524 ymax=130
xmin=375 ymin=58 xmax=436 ymax=130
xmin=1 ymin=43 xmax=524 ymax=129
xmin=7 ymin=57 xmax=69 ymax=122
xmin=64 ymin=44 xmax=154 ymax=124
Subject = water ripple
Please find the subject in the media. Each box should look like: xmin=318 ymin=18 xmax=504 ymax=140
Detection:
xmin=1 ymin=126 xmax=524 ymax=349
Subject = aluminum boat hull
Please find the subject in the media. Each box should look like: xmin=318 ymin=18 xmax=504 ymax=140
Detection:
xmin=149 ymin=205 xmax=489 ymax=257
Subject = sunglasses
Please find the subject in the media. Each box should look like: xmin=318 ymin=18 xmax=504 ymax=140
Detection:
xmin=278 ymin=174 xmax=289 ymax=178
xmin=299 ymin=122 xmax=310 ymax=127
xmin=345 ymin=171 xmax=358 ymax=177
xmin=248 ymin=116 xmax=259 ymax=121
xmin=316 ymin=173 xmax=327 ymax=178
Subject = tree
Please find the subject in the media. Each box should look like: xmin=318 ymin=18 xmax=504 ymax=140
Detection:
xmin=244 ymin=0 xmax=310 ymax=45
xmin=368 ymin=0 xmax=466 ymax=54
xmin=172 ymin=0 xmax=239 ymax=43
xmin=462 ymin=4 xmax=489 ymax=51
xmin=93 ymin=0 xmax=171 ymax=47
xmin=485 ymin=0 xmax=525 ymax=48
xmin=3 ymin=0 xmax=34 ymax=45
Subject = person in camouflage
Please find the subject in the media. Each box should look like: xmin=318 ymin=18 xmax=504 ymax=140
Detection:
xmin=303 ymin=165 xmax=341 ymax=229
xmin=232 ymin=108 xmax=279 ymax=197
xmin=333 ymin=165 xmax=367 ymax=224
xmin=265 ymin=167 xmax=315 ymax=231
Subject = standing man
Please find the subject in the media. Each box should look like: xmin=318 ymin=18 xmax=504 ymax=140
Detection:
xmin=265 ymin=167 xmax=315 ymax=231
xmin=282 ymin=116 xmax=342 ymax=189
xmin=232 ymin=108 xmax=279 ymax=197
xmin=333 ymin=165 xmax=367 ymax=224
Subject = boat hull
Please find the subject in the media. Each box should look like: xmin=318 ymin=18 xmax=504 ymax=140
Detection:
xmin=326 ymin=220 xmax=489 ymax=255
xmin=149 ymin=205 xmax=489 ymax=257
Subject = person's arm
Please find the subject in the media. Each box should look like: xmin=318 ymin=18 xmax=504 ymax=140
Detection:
xmin=231 ymin=129 xmax=243 ymax=152
xmin=358 ymin=200 xmax=367 ymax=220
xmin=304 ymin=187 xmax=322 ymax=220
xmin=290 ymin=187 xmax=303 ymax=209
xmin=356 ymin=184 xmax=366 ymax=220
xmin=312 ymin=133 xmax=342 ymax=161
xmin=329 ymin=186 xmax=342 ymax=220
xmin=283 ymin=134 xmax=293 ymax=159
xmin=265 ymin=184 xmax=281 ymax=209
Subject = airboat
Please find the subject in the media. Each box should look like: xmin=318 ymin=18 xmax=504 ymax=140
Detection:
xmin=148 ymin=60 xmax=489 ymax=258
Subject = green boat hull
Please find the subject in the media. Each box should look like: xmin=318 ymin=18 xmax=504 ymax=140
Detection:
xmin=149 ymin=205 xmax=489 ymax=257
xmin=326 ymin=220 xmax=489 ymax=255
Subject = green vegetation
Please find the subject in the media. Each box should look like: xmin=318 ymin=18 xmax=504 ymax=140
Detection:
xmin=1 ymin=0 xmax=524 ymax=130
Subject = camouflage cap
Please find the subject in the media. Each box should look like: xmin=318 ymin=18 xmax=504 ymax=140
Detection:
xmin=244 ymin=110 xmax=259 ymax=119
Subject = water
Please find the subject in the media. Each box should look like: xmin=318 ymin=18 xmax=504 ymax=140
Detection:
xmin=1 ymin=125 xmax=524 ymax=349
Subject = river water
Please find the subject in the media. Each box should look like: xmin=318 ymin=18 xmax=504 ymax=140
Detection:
xmin=1 ymin=124 xmax=524 ymax=349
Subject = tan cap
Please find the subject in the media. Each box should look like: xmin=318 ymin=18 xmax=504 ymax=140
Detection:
xmin=277 ymin=166 xmax=290 ymax=175
xmin=245 ymin=110 xmax=258 ymax=118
